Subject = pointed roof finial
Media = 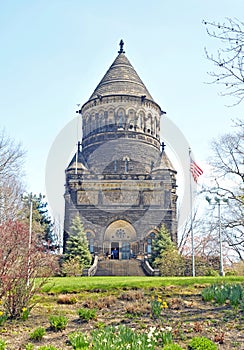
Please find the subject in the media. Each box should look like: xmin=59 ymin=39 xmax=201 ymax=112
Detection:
xmin=118 ymin=39 xmax=125 ymax=54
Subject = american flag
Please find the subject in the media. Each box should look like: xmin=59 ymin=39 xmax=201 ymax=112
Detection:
xmin=190 ymin=161 xmax=203 ymax=183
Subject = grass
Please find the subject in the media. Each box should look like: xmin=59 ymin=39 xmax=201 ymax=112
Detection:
xmin=1 ymin=276 xmax=244 ymax=349
xmin=42 ymin=276 xmax=244 ymax=294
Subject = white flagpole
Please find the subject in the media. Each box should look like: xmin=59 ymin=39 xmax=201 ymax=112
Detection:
xmin=75 ymin=105 xmax=80 ymax=175
xmin=189 ymin=147 xmax=195 ymax=277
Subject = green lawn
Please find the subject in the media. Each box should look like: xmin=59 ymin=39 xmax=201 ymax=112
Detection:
xmin=42 ymin=275 xmax=244 ymax=294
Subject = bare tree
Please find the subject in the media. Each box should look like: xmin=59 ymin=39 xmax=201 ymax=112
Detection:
xmin=204 ymin=120 xmax=244 ymax=259
xmin=0 ymin=130 xmax=25 ymax=179
xmin=204 ymin=18 xmax=244 ymax=105
xmin=0 ymin=130 xmax=25 ymax=222
xmin=0 ymin=220 xmax=58 ymax=318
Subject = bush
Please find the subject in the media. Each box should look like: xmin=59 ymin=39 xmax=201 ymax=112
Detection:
xmin=231 ymin=260 xmax=244 ymax=275
xmin=25 ymin=344 xmax=34 ymax=350
xmin=68 ymin=331 xmax=89 ymax=349
xmin=163 ymin=344 xmax=183 ymax=350
xmin=154 ymin=248 xmax=186 ymax=276
xmin=29 ymin=327 xmax=46 ymax=341
xmin=49 ymin=315 xmax=68 ymax=331
xmin=0 ymin=221 xmax=57 ymax=319
xmin=0 ymin=312 xmax=8 ymax=326
xmin=225 ymin=269 xmax=237 ymax=276
xmin=188 ymin=336 xmax=217 ymax=350
xmin=184 ymin=256 xmax=220 ymax=276
xmin=61 ymin=257 xmax=83 ymax=277
xmin=204 ymin=268 xmax=219 ymax=277
xmin=57 ymin=294 xmax=77 ymax=304
xmin=77 ymin=307 xmax=97 ymax=321
xmin=0 ymin=339 xmax=6 ymax=350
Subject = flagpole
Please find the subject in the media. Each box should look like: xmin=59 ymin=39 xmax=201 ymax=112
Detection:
xmin=75 ymin=105 xmax=80 ymax=175
xmin=189 ymin=147 xmax=195 ymax=277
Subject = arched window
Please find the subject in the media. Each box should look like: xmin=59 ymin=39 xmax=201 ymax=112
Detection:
xmin=128 ymin=109 xmax=135 ymax=129
xmin=95 ymin=113 xmax=99 ymax=131
xmin=86 ymin=115 xmax=91 ymax=135
xmin=83 ymin=118 xmax=87 ymax=137
xmin=139 ymin=112 xmax=145 ymax=130
xmin=117 ymin=108 xmax=125 ymax=128
xmin=146 ymin=114 xmax=152 ymax=134
xmin=123 ymin=156 xmax=130 ymax=172
xmin=99 ymin=110 xmax=104 ymax=128
xmin=108 ymin=109 xmax=114 ymax=127
xmin=91 ymin=114 xmax=95 ymax=133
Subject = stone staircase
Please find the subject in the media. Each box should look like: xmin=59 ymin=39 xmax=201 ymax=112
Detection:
xmin=95 ymin=259 xmax=147 ymax=276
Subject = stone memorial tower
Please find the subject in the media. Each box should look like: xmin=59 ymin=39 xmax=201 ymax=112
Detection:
xmin=64 ymin=41 xmax=177 ymax=259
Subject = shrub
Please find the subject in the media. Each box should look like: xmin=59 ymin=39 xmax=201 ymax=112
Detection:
xmin=57 ymin=294 xmax=77 ymax=305
xmin=225 ymin=270 xmax=237 ymax=276
xmin=0 ymin=339 xmax=6 ymax=350
xmin=163 ymin=344 xmax=183 ymax=350
xmin=77 ymin=307 xmax=97 ymax=321
xmin=204 ymin=268 xmax=219 ymax=276
xmin=61 ymin=257 xmax=83 ymax=277
xmin=68 ymin=331 xmax=89 ymax=349
xmin=0 ymin=220 xmax=57 ymax=319
xmin=29 ymin=327 xmax=46 ymax=341
xmin=188 ymin=336 xmax=217 ymax=350
xmin=49 ymin=315 xmax=68 ymax=331
xmin=231 ymin=260 xmax=244 ymax=275
xmin=25 ymin=343 xmax=34 ymax=350
xmin=155 ymin=248 xmax=186 ymax=276
xmin=0 ymin=312 xmax=8 ymax=326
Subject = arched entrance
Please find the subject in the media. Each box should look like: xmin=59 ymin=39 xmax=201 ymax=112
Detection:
xmin=103 ymin=220 xmax=137 ymax=260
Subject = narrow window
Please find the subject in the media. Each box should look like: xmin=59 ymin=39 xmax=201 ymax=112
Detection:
xmin=125 ymin=158 xmax=129 ymax=172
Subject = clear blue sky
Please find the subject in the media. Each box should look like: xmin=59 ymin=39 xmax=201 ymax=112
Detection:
xmin=1 ymin=0 xmax=243 ymax=221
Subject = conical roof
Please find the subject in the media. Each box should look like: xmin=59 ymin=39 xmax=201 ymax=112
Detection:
xmin=152 ymin=151 xmax=176 ymax=172
xmin=89 ymin=46 xmax=154 ymax=101
xmin=66 ymin=152 xmax=89 ymax=173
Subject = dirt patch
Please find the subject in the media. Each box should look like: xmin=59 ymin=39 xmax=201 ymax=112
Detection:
xmin=0 ymin=287 xmax=243 ymax=349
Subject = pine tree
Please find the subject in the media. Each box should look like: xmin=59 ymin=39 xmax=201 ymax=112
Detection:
xmin=152 ymin=225 xmax=185 ymax=276
xmin=65 ymin=216 xmax=92 ymax=268
xmin=152 ymin=224 xmax=175 ymax=261
xmin=21 ymin=193 xmax=54 ymax=247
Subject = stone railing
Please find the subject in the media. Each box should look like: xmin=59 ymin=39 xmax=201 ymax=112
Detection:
xmin=82 ymin=254 xmax=98 ymax=277
xmin=141 ymin=256 xmax=160 ymax=276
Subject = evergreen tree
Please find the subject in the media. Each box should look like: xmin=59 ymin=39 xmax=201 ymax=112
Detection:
xmin=22 ymin=193 xmax=55 ymax=248
xmin=151 ymin=225 xmax=184 ymax=276
xmin=151 ymin=224 xmax=175 ymax=262
xmin=65 ymin=216 xmax=92 ymax=268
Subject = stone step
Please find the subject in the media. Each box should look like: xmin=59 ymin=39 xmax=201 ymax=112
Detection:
xmin=95 ymin=259 xmax=146 ymax=276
